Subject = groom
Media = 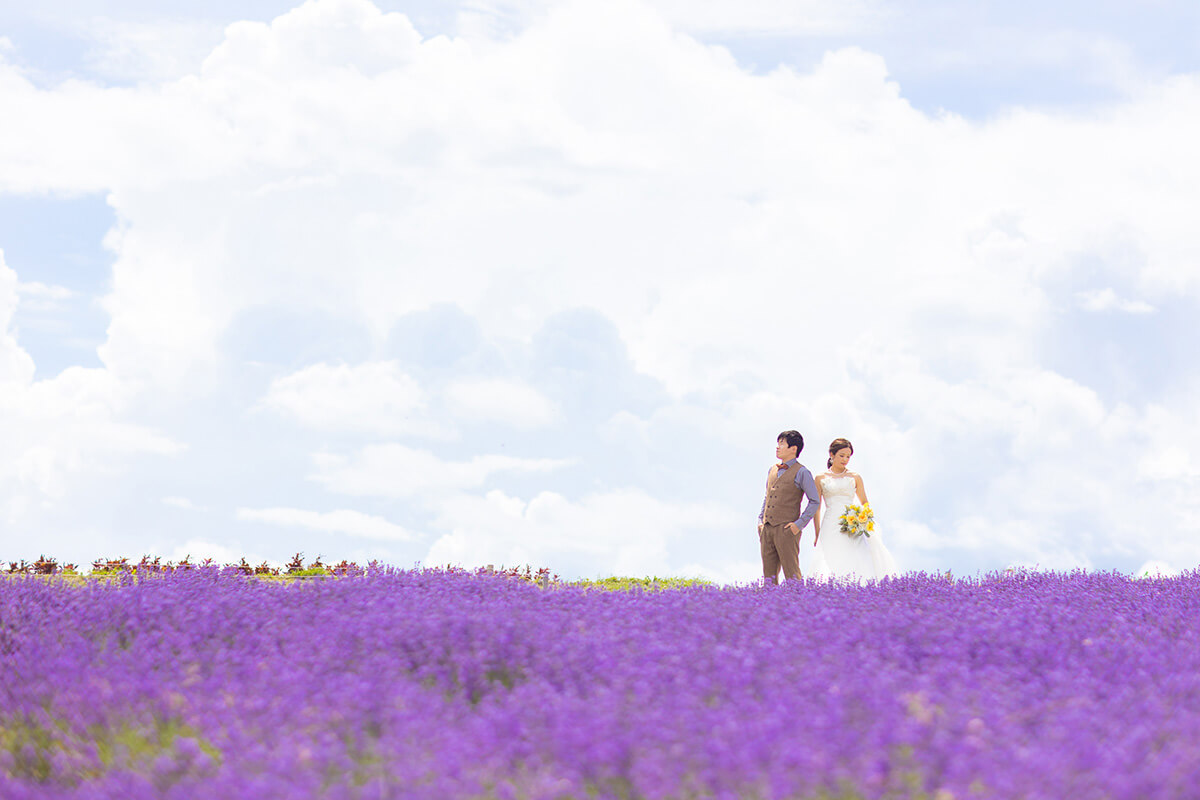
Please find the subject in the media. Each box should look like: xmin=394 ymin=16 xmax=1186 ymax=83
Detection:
xmin=757 ymin=430 xmax=820 ymax=584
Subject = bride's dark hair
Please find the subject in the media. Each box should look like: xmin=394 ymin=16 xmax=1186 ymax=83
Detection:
xmin=827 ymin=438 xmax=853 ymax=469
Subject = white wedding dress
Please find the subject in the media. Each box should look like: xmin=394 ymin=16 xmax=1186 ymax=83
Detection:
xmin=809 ymin=473 xmax=898 ymax=583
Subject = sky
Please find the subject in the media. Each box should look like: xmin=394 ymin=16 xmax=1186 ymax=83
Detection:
xmin=1 ymin=0 xmax=1199 ymax=582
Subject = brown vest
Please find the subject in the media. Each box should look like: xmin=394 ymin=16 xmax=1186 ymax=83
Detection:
xmin=763 ymin=463 xmax=807 ymax=526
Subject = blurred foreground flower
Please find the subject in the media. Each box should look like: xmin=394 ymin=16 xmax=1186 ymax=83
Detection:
xmin=2 ymin=567 xmax=1199 ymax=798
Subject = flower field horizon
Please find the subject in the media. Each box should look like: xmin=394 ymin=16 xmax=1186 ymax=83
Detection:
xmin=2 ymin=566 xmax=1199 ymax=798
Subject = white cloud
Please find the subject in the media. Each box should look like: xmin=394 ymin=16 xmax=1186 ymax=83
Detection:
xmin=0 ymin=368 xmax=182 ymax=498
xmin=1 ymin=250 xmax=180 ymax=520
xmin=162 ymin=496 xmax=204 ymax=511
xmin=1134 ymin=560 xmax=1177 ymax=578
xmin=310 ymin=443 xmax=572 ymax=498
xmin=157 ymin=538 xmax=268 ymax=567
xmin=15 ymin=279 xmax=77 ymax=314
xmin=236 ymin=506 xmax=419 ymax=541
xmin=443 ymin=377 xmax=559 ymax=429
xmin=0 ymin=250 xmax=35 ymax=385
xmin=7 ymin=0 xmax=1196 ymax=396
xmin=674 ymin=559 xmax=762 ymax=585
xmin=424 ymin=487 xmax=743 ymax=578
xmin=16 ymin=281 xmax=75 ymax=301
xmin=81 ymin=17 xmax=225 ymax=84
xmin=204 ymin=0 xmax=422 ymax=80
xmin=1 ymin=0 xmax=1199 ymax=576
xmin=460 ymin=0 xmax=878 ymax=38
xmin=655 ymin=0 xmax=879 ymax=35
xmin=1077 ymin=287 xmax=1155 ymax=314
xmin=260 ymin=361 xmax=449 ymax=437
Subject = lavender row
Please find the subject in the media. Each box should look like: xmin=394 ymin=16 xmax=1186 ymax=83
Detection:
xmin=1 ymin=554 xmax=559 ymax=584
xmin=1 ymin=568 xmax=1198 ymax=798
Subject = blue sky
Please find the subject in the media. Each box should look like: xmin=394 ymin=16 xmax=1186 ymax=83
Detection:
xmin=1 ymin=0 xmax=1198 ymax=580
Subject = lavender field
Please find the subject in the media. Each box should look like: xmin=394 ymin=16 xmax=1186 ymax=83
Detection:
xmin=2 ymin=568 xmax=1199 ymax=799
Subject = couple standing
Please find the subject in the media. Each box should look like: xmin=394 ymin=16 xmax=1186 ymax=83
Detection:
xmin=757 ymin=430 xmax=898 ymax=584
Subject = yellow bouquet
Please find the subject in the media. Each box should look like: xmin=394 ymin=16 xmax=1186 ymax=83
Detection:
xmin=838 ymin=503 xmax=875 ymax=539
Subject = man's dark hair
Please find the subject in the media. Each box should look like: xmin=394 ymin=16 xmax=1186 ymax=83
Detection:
xmin=777 ymin=430 xmax=804 ymax=455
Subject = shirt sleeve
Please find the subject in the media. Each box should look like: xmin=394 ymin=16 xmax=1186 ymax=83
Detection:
xmin=758 ymin=471 xmax=769 ymax=522
xmin=794 ymin=468 xmax=820 ymax=529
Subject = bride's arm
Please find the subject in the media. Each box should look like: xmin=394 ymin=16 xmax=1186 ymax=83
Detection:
xmin=854 ymin=473 xmax=868 ymax=505
xmin=813 ymin=476 xmax=823 ymax=544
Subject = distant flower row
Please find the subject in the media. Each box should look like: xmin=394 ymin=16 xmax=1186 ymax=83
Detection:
xmin=2 ymin=554 xmax=563 ymax=582
xmin=2 ymin=566 xmax=1199 ymax=798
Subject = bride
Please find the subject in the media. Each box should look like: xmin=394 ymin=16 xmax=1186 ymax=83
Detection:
xmin=811 ymin=438 xmax=898 ymax=582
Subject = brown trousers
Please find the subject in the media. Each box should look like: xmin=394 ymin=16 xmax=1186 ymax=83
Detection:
xmin=760 ymin=521 xmax=801 ymax=583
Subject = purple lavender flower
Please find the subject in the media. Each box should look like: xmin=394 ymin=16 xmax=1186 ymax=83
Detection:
xmin=1 ymin=567 xmax=1198 ymax=798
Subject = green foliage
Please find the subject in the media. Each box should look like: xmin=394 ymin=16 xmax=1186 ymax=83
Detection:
xmin=572 ymin=575 xmax=713 ymax=591
xmin=0 ymin=712 xmax=220 ymax=787
xmin=4 ymin=553 xmax=720 ymax=591
xmin=288 ymin=567 xmax=335 ymax=577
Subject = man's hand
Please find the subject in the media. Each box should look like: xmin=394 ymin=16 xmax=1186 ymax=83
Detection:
xmin=785 ymin=522 xmax=800 ymax=536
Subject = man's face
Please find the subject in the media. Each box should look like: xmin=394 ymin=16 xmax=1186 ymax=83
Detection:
xmin=776 ymin=438 xmax=797 ymax=461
